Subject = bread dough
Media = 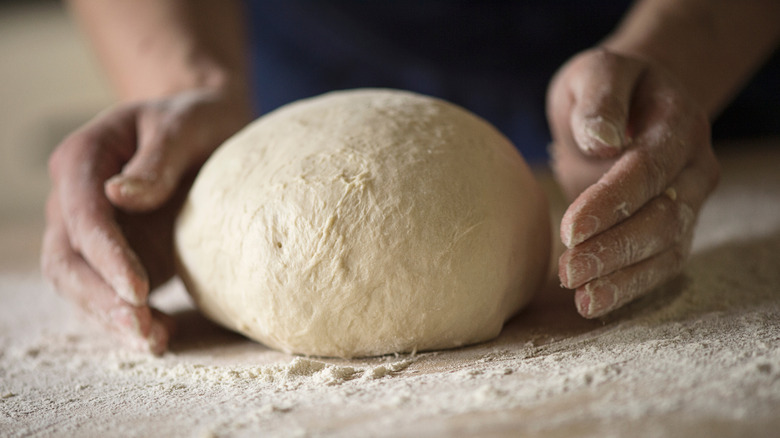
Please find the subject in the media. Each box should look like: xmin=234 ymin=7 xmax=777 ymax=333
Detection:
xmin=174 ymin=89 xmax=550 ymax=358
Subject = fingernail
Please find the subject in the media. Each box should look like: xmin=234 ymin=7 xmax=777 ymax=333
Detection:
xmin=563 ymin=214 xmax=600 ymax=248
xmin=564 ymin=253 xmax=603 ymax=288
xmin=585 ymin=117 xmax=623 ymax=149
xmin=575 ymin=290 xmax=591 ymax=316
xmin=114 ymin=278 xmax=144 ymax=306
xmin=580 ymin=280 xmax=617 ymax=318
xmin=119 ymin=178 xmax=147 ymax=197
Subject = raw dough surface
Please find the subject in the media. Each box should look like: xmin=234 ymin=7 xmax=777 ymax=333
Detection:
xmin=175 ymin=89 xmax=549 ymax=358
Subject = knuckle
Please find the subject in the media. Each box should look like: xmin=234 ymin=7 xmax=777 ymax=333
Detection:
xmin=675 ymin=203 xmax=696 ymax=241
xmin=669 ymin=248 xmax=685 ymax=270
xmin=585 ymin=48 xmax=611 ymax=71
xmin=615 ymin=232 xmax=642 ymax=267
xmin=40 ymin=250 xmax=56 ymax=281
xmin=588 ymin=46 xmax=620 ymax=65
xmin=64 ymin=209 xmax=90 ymax=252
xmin=670 ymin=241 xmax=692 ymax=269
xmin=668 ymin=92 xmax=689 ymax=113
xmin=691 ymin=108 xmax=711 ymax=140
xmin=635 ymin=148 xmax=668 ymax=197
xmin=47 ymin=148 xmax=62 ymax=178
xmin=48 ymin=134 xmax=81 ymax=178
xmin=686 ymin=108 xmax=712 ymax=154
xmin=49 ymin=130 xmax=102 ymax=179
xmin=655 ymin=194 xmax=683 ymax=237
xmin=40 ymin=240 xmax=68 ymax=290
xmin=705 ymin=151 xmax=721 ymax=193
xmin=656 ymin=191 xmax=695 ymax=245
xmin=568 ymin=47 xmax=617 ymax=78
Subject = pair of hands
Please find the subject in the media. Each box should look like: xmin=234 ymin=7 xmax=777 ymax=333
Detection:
xmin=41 ymin=48 xmax=719 ymax=354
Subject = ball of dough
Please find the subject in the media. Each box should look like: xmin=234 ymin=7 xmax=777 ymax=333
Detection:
xmin=175 ymin=89 xmax=550 ymax=358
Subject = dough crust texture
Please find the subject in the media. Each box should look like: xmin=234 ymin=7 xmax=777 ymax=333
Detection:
xmin=175 ymin=89 xmax=549 ymax=358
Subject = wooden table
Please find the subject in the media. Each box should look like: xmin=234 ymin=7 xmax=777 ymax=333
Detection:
xmin=2 ymin=139 xmax=778 ymax=438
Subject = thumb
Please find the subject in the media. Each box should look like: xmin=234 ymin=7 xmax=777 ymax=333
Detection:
xmin=105 ymin=128 xmax=194 ymax=212
xmin=569 ymin=48 xmax=645 ymax=157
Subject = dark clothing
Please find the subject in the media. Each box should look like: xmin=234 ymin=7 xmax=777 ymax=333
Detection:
xmin=245 ymin=1 xmax=779 ymax=163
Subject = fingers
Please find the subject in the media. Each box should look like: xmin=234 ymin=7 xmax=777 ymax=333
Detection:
xmin=42 ymin=92 xmax=250 ymax=354
xmin=560 ymin=158 xmax=717 ymax=289
xmin=559 ymin=129 xmax=717 ymax=317
xmin=551 ymin=50 xmax=720 ymax=319
xmin=42 ymin=195 xmax=170 ymax=354
xmin=546 ymin=49 xmax=640 ymax=201
xmin=568 ymin=48 xmax=645 ymax=157
xmin=105 ymin=106 xmax=191 ymax=212
xmin=560 ymin=190 xmax=688 ymax=290
xmin=560 ymin=81 xmax=711 ymax=248
xmin=573 ymin=242 xmax=690 ymax=319
xmin=105 ymin=90 xmax=249 ymax=213
xmin=52 ymin=131 xmax=151 ymax=306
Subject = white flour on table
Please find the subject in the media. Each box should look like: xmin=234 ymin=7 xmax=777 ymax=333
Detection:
xmin=2 ymin=143 xmax=780 ymax=437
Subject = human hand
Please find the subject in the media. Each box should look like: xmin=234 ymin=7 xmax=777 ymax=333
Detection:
xmin=546 ymin=48 xmax=720 ymax=318
xmin=42 ymin=89 xmax=252 ymax=353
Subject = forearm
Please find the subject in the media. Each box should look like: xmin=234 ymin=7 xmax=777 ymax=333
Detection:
xmin=604 ymin=0 xmax=780 ymax=117
xmin=67 ymin=0 xmax=250 ymax=101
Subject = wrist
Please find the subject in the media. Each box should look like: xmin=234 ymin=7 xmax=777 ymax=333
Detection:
xmin=119 ymin=51 xmax=250 ymax=103
xmin=602 ymin=0 xmax=780 ymax=118
xmin=601 ymin=35 xmax=713 ymax=117
xmin=71 ymin=0 xmax=252 ymax=104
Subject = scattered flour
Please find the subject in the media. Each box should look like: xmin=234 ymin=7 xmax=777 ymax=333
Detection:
xmin=2 ymin=143 xmax=780 ymax=437
xmin=117 ymin=356 xmax=414 ymax=390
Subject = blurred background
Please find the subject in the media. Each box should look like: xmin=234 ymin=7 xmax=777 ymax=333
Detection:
xmin=1 ymin=0 xmax=777 ymax=271
xmin=0 ymin=0 xmax=113 ymax=268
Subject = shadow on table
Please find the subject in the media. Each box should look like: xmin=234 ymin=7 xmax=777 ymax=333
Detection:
xmin=494 ymin=226 xmax=780 ymax=351
xmin=167 ymin=308 xmax=258 ymax=354
xmin=620 ymin=226 xmax=780 ymax=322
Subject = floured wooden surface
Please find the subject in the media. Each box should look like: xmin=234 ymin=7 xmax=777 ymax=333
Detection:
xmin=2 ymin=140 xmax=779 ymax=437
